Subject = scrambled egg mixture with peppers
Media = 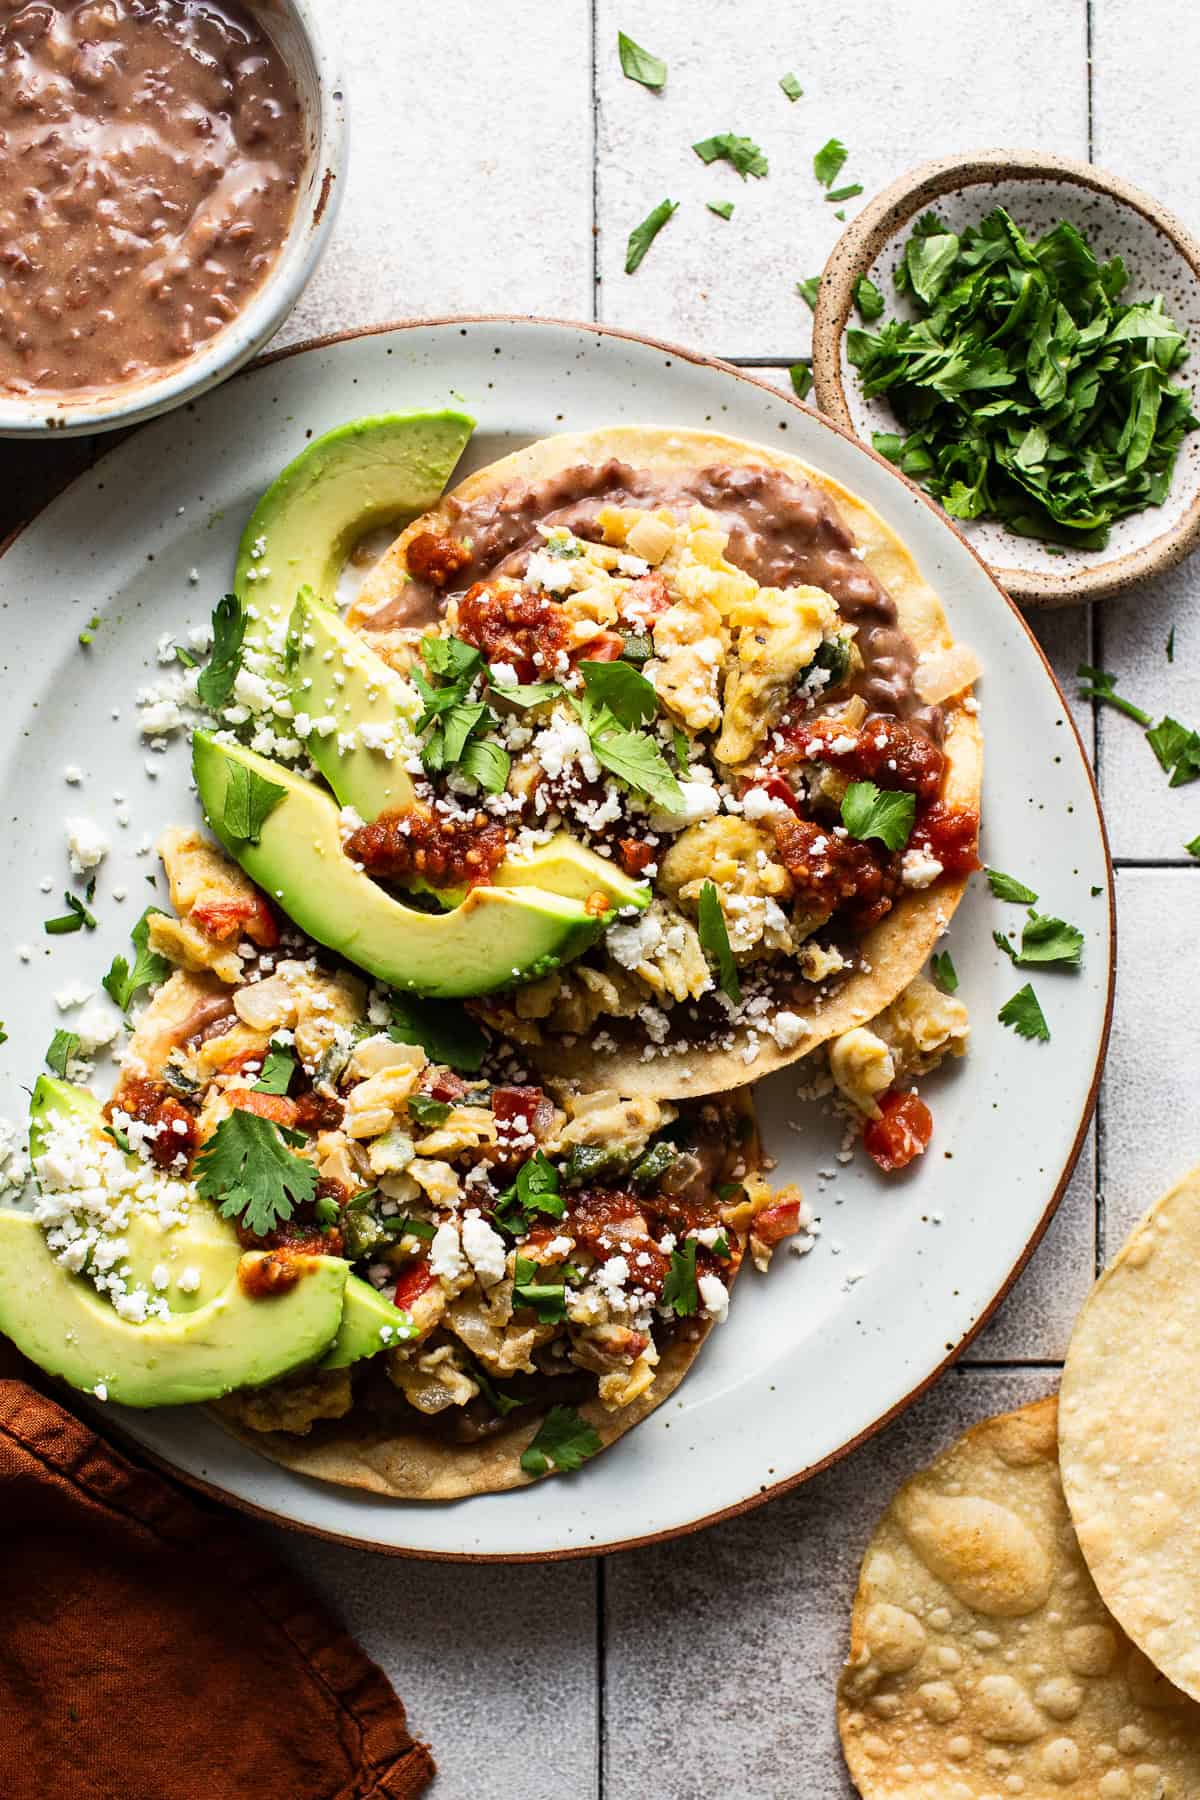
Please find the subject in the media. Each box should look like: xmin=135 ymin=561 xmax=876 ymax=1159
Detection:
xmin=66 ymin=831 xmax=810 ymax=1440
xmin=342 ymin=503 xmax=979 ymax=1059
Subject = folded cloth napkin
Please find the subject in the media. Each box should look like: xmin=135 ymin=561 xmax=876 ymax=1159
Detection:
xmin=0 ymin=1373 xmax=435 ymax=1800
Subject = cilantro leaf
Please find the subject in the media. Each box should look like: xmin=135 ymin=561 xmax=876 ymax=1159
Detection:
xmin=512 ymin=1254 xmax=569 ymax=1323
xmin=840 ymin=781 xmax=916 ymax=851
xmin=617 ymin=31 xmax=665 ymax=89
xmin=779 ymin=72 xmax=803 ymax=101
xmin=220 ymin=760 xmax=286 ymax=845
xmin=194 ymin=1109 xmax=317 ymax=1238
xmin=986 ymin=868 xmax=1039 ymax=905
xmin=993 ymin=928 xmax=1017 ymax=962
xmin=573 ymin=695 xmax=683 ymax=811
xmin=998 ymin=982 xmax=1050 ymax=1043
xmin=421 ymin=634 xmax=484 ymax=684
xmin=102 ymin=906 xmax=170 ymax=1011
xmin=707 ymin=200 xmax=734 ymax=221
xmin=493 ymin=679 xmax=561 ymax=709
xmin=1186 ymin=832 xmax=1200 ymax=859
xmin=1014 ymin=911 xmax=1084 ymax=968
xmin=579 ymin=659 xmax=658 ymax=728
xmin=693 ymin=133 xmax=768 ymax=180
xmin=789 ymin=362 xmax=813 ymax=400
xmin=812 ymin=137 xmax=848 ymax=188
xmin=495 ymin=1151 xmax=564 ymax=1236
xmin=697 ymin=880 xmax=741 ymax=1003
xmin=796 ymin=275 xmax=821 ymax=310
xmin=1147 ymin=715 xmax=1200 ymax=786
xmin=0 ymin=1023 xmax=6 ymax=1046
xmin=253 ymin=1040 xmax=296 ymax=1095
xmin=671 ymin=724 xmax=690 ymax=774
xmin=825 ymin=183 xmax=863 ymax=203
xmin=407 ymin=1093 xmax=452 ymax=1127
xmin=853 ymin=275 xmax=885 ymax=321
xmin=625 ymin=199 xmax=678 ymax=274
xmin=46 ymin=1029 xmax=80 ymax=1076
xmin=931 ymin=949 xmax=958 ymax=993
xmin=519 ymin=1404 xmax=601 ymax=1476
xmin=1076 ymin=666 xmax=1153 ymax=726
xmin=662 ymin=1239 xmax=699 ymax=1316
xmin=44 ymin=891 xmax=97 ymax=936
xmin=459 ymin=736 xmax=511 ymax=795
xmin=196 ymin=595 xmax=246 ymax=709
xmin=472 ymin=1360 xmax=523 ymax=1418
xmin=388 ymin=994 xmax=487 ymax=1072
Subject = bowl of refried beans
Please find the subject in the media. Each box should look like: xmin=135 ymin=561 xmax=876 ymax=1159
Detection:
xmin=0 ymin=0 xmax=345 ymax=435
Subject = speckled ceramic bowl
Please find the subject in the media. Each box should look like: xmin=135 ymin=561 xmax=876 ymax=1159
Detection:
xmin=0 ymin=0 xmax=346 ymax=440
xmin=812 ymin=150 xmax=1200 ymax=607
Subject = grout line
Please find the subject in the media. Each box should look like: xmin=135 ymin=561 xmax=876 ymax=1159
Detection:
xmin=596 ymin=1556 xmax=607 ymax=1800
xmin=589 ymin=0 xmax=600 ymax=324
xmin=958 ymin=1358 xmax=1065 ymax=1373
xmin=1111 ymin=858 xmax=1199 ymax=870
xmin=1085 ymin=0 xmax=1095 ymax=160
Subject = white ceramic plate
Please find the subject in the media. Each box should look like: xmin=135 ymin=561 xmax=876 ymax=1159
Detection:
xmin=0 ymin=318 xmax=1113 ymax=1559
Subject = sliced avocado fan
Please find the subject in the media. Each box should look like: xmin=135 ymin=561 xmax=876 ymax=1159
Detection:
xmin=193 ymin=732 xmax=614 ymax=998
xmin=235 ymin=410 xmax=475 ymax=658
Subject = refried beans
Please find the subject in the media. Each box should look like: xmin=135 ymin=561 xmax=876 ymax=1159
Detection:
xmin=0 ymin=0 xmax=305 ymax=396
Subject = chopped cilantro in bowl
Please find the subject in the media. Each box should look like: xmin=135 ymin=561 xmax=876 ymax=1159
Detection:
xmin=846 ymin=205 xmax=1198 ymax=549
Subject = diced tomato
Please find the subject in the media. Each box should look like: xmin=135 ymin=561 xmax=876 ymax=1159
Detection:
xmin=617 ymin=837 xmax=657 ymax=877
xmin=423 ymin=1069 xmax=470 ymax=1103
xmin=491 ymin=1085 xmax=553 ymax=1141
xmin=622 ymin=572 xmax=671 ymax=620
xmin=573 ymin=630 xmax=624 ymax=664
xmin=909 ymin=803 xmax=981 ymax=879
xmin=753 ymin=1198 xmax=804 ymax=1245
xmin=228 ymin=1089 xmax=299 ymax=1129
xmin=862 ymin=1090 xmax=933 ymax=1173
xmin=393 ymin=1260 xmax=437 ymax=1310
xmin=192 ymin=892 xmax=279 ymax=948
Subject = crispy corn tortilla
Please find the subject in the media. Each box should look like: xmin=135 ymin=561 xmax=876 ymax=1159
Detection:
xmin=1059 ymin=1164 xmax=1200 ymax=1705
xmin=353 ymin=426 xmax=983 ymax=1102
xmin=838 ymin=1396 xmax=1200 ymax=1799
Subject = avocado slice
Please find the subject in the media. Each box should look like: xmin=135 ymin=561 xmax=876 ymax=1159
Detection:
xmin=320 ymin=1272 xmax=411 ymax=1370
xmin=192 ymin=733 xmax=613 ymax=997
xmin=290 ymin=591 xmax=651 ymax=914
xmin=2 ymin=1081 xmax=348 ymax=1407
xmin=235 ymin=411 xmax=474 ymax=657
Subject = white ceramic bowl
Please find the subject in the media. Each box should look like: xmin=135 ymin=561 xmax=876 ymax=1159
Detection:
xmin=0 ymin=0 xmax=346 ymax=440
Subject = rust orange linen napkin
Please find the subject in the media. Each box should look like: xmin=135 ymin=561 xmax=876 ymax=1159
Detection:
xmin=0 ymin=1374 xmax=435 ymax=1800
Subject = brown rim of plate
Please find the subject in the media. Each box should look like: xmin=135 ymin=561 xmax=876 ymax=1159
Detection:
xmin=811 ymin=148 xmax=1200 ymax=609
xmin=3 ymin=313 xmax=1117 ymax=1561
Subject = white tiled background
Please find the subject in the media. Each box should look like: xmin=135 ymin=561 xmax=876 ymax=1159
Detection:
xmin=6 ymin=3 xmax=1198 ymax=1792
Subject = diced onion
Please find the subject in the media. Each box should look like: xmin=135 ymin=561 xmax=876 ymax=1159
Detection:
xmin=915 ymin=643 xmax=982 ymax=705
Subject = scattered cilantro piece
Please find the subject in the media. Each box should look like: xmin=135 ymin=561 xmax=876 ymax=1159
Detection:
xmin=512 ymin=1254 xmax=569 ymax=1323
xmin=174 ymin=645 xmax=197 ymax=669
xmin=78 ymin=614 xmax=100 ymax=647
xmin=388 ymin=994 xmax=487 ymax=1072
xmin=46 ymin=1029 xmax=79 ymax=1076
xmin=1167 ymin=625 xmax=1176 ymax=663
xmin=1076 ymin=666 xmax=1152 ymax=726
xmin=625 ymin=198 xmax=678 ymax=274
xmin=1014 ymin=911 xmax=1084 ymax=967
xmin=496 ymin=1151 xmax=564 ymax=1236
xmin=697 ymin=880 xmax=741 ymax=1003
xmin=519 ymin=1404 xmax=601 ymax=1476
xmin=493 ymin=679 xmax=561 ymax=708
xmin=662 ymin=1239 xmax=699 ymax=1316
xmin=105 ymin=1124 xmax=131 ymax=1153
xmin=993 ymin=929 xmax=1017 ymax=962
xmin=1146 ymin=715 xmax=1200 ymax=786
xmin=789 ymin=362 xmax=813 ymax=400
xmin=102 ymin=906 xmax=169 ymax=1011
xmin=671 ymin=724 xmax=690 ymax=774
xmin=931 ymin=949 xmax=958 ymax=993
xmin=693 ymin=132 xmax=768 ymax=180
xmin=572 ymin=691 xmax=683 ymax=811
xmin=253 ymin=1040 xmax=296 ymax=1096
xmin=779 ymin=72 xmax=803 ymax=101
xmin=194 ymin=1109 xmax=317 ymax=1238
xmin=459 ymin=737 xmax=511 ymax=795
xmin=1091 ymin=884 xmax=1103 ymax=896
xmin=314 ymin=1195 xmax=341 ymax=1231
xmin=796 ymin=275 xmax=821 ymax=311
xmin=986 ymin=868 xmax=1039 ymax=905
xmin=44 ymin=891 xmax=96 ymax=936
xmin=421 ymin=634 xmax=484 ymax=684
xmin=846 ymin=209 xmax=1198 ymax=548
xmin=853 ymin=275 xmax=885 ymax=321
xmin=812 ymin=137 xmax=848 ymax=187
xmin=579 ymin=659 xmax=657 ymax=728
xmin=617 ymin=30 xmax=666 ymax=89
xmin=1186 ymin=832 xmax=1200 ymax=859
xmin=998 ymin=982 xmax=1050 ymax=1043
xmin=384 ymin=1215 xmax=436 ymax=1241
xmin=710 ymin=1232 xmax=731 ymax=1257
xmin=0 ymin=1022 xmax=6 ymax=1046
xmin=196 ymin=594 xmax=246 ymax=709
xmin=841 ymin=781 xmax=915 ymax=851
xmin=707 ymin=200 xmax=735 ymax=221
xmin=407 ymin=1093 xmax=452 ymax=1127
xmin=218 ymin=760 xmax=286 ymax=845
xmin=825 ymin=183 xmax=863 ymax=203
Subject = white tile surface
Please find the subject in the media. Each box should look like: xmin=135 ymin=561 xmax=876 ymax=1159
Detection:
xmin=594 ymin=0 xmax=1089 ymax=355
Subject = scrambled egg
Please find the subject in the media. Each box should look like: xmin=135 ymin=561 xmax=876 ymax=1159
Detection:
xmin=828 ymin=973 xmax=971 ymax=1116
xmin=659 ymin=817 xmax=794 ymax=955
xmin=715 ymin=585 xmax=839 ymax=766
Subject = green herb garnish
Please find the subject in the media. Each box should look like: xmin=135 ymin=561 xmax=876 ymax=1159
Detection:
xmin=44 ymin=891 xmax=97 ymax=936
xmin=779 ymin=72 xmax=803 ymax=101
xmin=812 ymin=137 xmax=848 ymax=187
xmin=617 ymin=31 xmax=666 ymax=89
xmin=388 ymin=994 xmax=487 ymax=1072
xmin=796 ymin=275 xmax=821 ymax=310
xmin=625 ymin=199 xmax=678 ymax=274
xmin=579 ymin=659 xmax=657 ymax=728
xmin=662 ymin=1239 xmax=699 ymax=1316
xmin=986 ymin=869 xmax=1039 ymax=904
xmin=196 ymin=594 xmax=246 ymax=709
xmin=194 ymin=1109 xmax=317 ymax=1238
xmin=1077 ymin=666 xmax=1200 ymax=785
xmin=997 ymin=910 xmax=1084 ymax=968
xmin=998 ymin=982 xmax=1050 ymax=1043
xmin=1077 ymin=665 xmax=1152 ymax=725
xmin=853 ymin=275 xmax=885 ymax=321
xmin=512 ymin=1254 xmax=569 ymax=1323
xmin=693 ymin=133 xmax=768 ymax=179
xmin=519 ymin=1404 xmax=601 ymax=1476
xmin=102 ymin=906 xmax=170 ymax=1011
xmin=697 ymin=880 xmax=741 ymax=1003
xmin=218 ymin=760 xmax=286 ymax=845
xmin=930 ymin=949 xmax=958 ymax=993
xmin=840 ymin=781 xmax=916 ymax=851
xmin=848 ymin=208 xmax=1198 ymax=547
xmin=825 ymin=183 xmax=863 ymax=203
xmin=495 ymin=1151 xmax=564 ymax=1236
xmin=707 ymin=200 xmax=735 ymax=221
xmin=46 ymin=1029 xmax=80 ymax=1076
xmin=572 ymin=690 xmax=683 ymax=811
xmin=407 ymin=1093 xmax=452 ymax=1127
xmin=253 ymin=1040 xmax=296 ymax=1096
xmin=1167 ymin=626 xmax=1176 ymax=663
xmin=789 ymin=362 xmax=813 ymax=400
